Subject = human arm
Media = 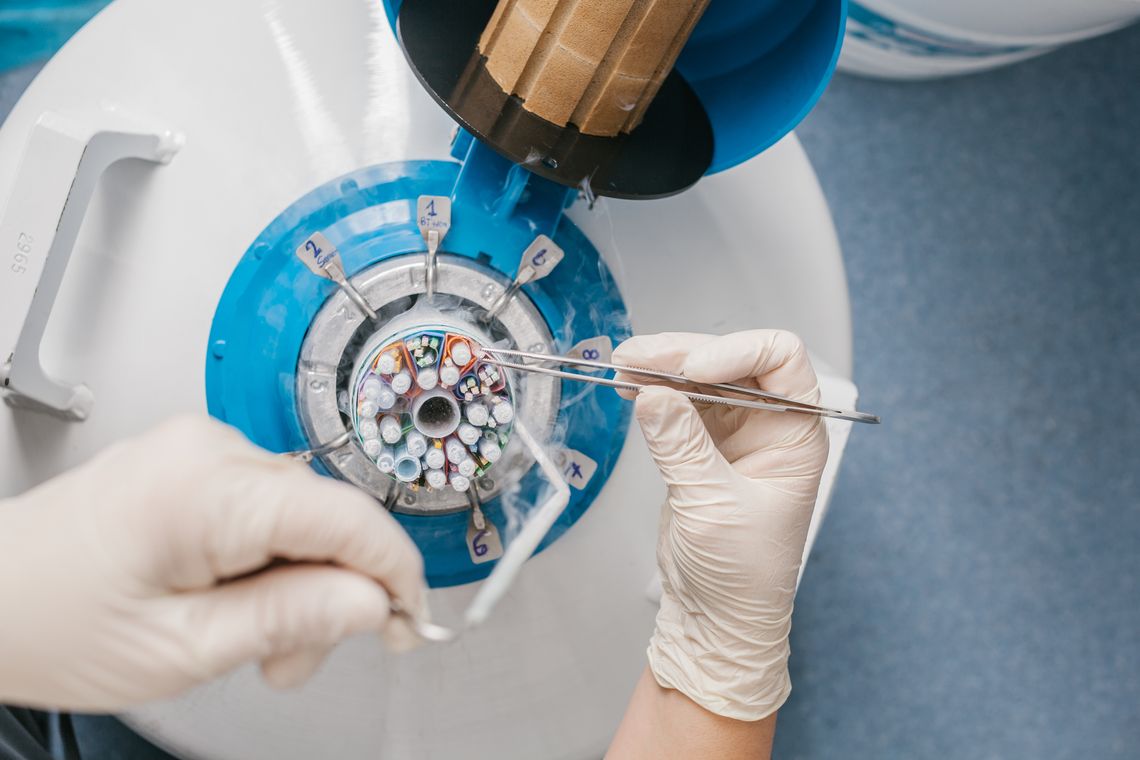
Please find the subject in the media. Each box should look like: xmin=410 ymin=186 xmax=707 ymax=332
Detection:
xmin=605 ymin=330 xmax=830 ymax=759
xmin=0 ymin=415 xmax=428 ymax=711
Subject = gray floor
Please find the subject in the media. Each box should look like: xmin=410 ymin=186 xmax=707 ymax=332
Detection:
xmin=783 ymin=26 xmax=1140 ymax=760
xmin=3 ymin=22 xmax=1139 ymax=760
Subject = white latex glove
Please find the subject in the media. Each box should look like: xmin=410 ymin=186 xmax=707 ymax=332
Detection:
xmin=0 ymin=416 xmax=427 ymax=711
xmin=613 ymin=330 xmax=829 ymax=722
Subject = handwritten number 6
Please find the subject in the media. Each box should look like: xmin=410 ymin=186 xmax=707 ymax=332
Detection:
xmin=473 ymin=530 xmax=489 ymax=557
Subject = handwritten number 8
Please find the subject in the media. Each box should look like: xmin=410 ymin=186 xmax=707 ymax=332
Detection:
xmin=582 ymin=349 xmax=600 ymax=360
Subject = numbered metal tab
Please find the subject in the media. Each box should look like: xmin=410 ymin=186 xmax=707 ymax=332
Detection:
xmin=554 ymin=447 xmax=599 ymax=491
xmin=295 ymin=232 xmax=377 ymax=320
xmin=484 ymin=234 xmax=565 ymax=321
xmin=566 ymin=336 xmax=613 ymax=366
xmin=466 ymin=502 xmax=504 ymax=564
xmin=297 ymin=232 xmax=347 ymax=280
xmin=516 ymin=235 xmax=563 ymax=284
xmin=417 ymin=195 xmax=451 ymax=298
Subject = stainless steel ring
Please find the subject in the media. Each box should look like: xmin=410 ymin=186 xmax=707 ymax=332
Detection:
xmin=296 ymin=254 xmax=559 ymax=515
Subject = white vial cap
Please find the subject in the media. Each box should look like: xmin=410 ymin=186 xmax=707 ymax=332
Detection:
xmin=450 ymin=474 xmax=471 ymax=492
xmin=450 ymin=341 xmax=473 ymax=367
xmin=424 ymin=447 xmax=446 ymax=470
xmin=465 ymin=402 xmax=489 ymax=427
xmin=405 ymin=431 xmax=428 ymax=458
xmin=457 ymin=423 xmax=481 ymax=445
xmin=359 ymin=400 xmax=378 ymax=419
xmin=457 ymin=457 xmax=477 ymax=478
xmin=492 ymin=400 xmax=514 ymax=424
xmin=380 ymin=415 xmax=403 ymax=445
xmin=479 ymin=438 xmax=502 ymax=464
xmin=376 ymin=447 xmax=395 ymax=474
xmin=376 ymin=352 xmax=397 ymax=375
xmin=445 ymin=438 xmax=468 ymax=463
xmin=440 ymin=364 xmax=461 ymax=387
xmin=376 ymin=385 xmax=397 ymax=411
xmin=426 ymin=469 xmax=448 ymax=490
xmin=358 ymin=418 xmax=379 ymax=441
xmin=391 ymin=370 xmax=412 ymax=395
xmin=363 ymin=378 xmax=382 ymax=400
xmin=363 ymin=439 xmax=382 ymax=458
xmin=416 ymin=367 xmax=439 ymax=391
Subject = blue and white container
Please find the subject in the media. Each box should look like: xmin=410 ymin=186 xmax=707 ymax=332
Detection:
xmin=840 ymin=0 xmax=1140 ymax=79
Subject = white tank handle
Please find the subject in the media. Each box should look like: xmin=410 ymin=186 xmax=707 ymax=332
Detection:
xmin=0 ymin=111 xmax=182 ymax=420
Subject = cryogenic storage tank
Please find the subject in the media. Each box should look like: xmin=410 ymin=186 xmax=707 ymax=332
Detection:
xmin=0 ymin=1 xmax=861 ymax=757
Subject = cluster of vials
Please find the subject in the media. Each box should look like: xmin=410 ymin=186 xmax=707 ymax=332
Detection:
xmin=351 ymin=329 xmax=514 ymax=492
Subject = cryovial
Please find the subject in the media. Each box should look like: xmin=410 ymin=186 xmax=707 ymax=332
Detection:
xmin=416 ymin=367 xmax=439 ymax=391
xmin=393 ymin=445 xmax=422 ymax=483
xmin=440 ymin=363 xmax=461 ymax=387
xmin=424 ymin=446 xmax=446 ymax=470
xmin=426 ymin=468 xmax=448 ymax=490
xmin=376 ymin=384 xmax=397 ymax=411
xmin=479 ymin=438 xmax=502 ymax=464
xmin=376 ymin=446 xmax=396 ymax=474
xmin=492 ymin=399 xmax=514 ymax=424
xmin=465 ymin=402 xmax=489 ymax=427
xmin=380 ymin=415 xmax=403 ymax=445
xmin=457 ymin=423 xmax=481 ymax=446
xmin=376 ymin=351 xmax=397 ymax=375
xmin=450 ymin=340 xmax=472 ymax=367
xmin=358 ymin=418 xmax=379 ymax=440
xmin=391 ymin=370 xmax=412 ymax=395
xmin=405 ymin=431 xmax=428 ymax=458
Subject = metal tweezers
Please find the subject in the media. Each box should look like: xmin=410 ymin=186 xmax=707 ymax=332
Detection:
xmin=479 ymin=346 xmax=881 ymax=425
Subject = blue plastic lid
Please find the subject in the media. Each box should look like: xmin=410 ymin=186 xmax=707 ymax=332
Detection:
xmin=383 ymin=0 xmax=846 ymax=176
xmin=678 ymin=0 xmax=847 ymax=172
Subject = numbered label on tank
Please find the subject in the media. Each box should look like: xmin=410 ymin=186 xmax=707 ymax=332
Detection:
xmin=555 ymin=448 xmax=598 ymax=491
xmin=518 ymin=235 xmax=563 ymax=283
xmin=417 ymin=196 xmax=451 ymax=240
xmin=567 ymin=336 xmax=613 ymax=366
xmin=296 ymin=232 xmax=344 ymax=280
xmin=466 ymin=518 xmax=504 ymax=564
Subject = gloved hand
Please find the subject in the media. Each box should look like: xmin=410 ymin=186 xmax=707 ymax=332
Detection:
xmin=0 ymin=416 xmax=428 ymax=712
xmin=613 ymin=330 xmax=829 ymax=722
